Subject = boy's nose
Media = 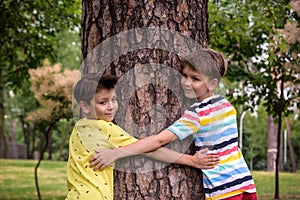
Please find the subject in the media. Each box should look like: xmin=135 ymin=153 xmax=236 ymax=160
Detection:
xmin=107 ymin=101 xmax=114 ymax=109
xmin=183 ymin=78 xmax=191 ymax=86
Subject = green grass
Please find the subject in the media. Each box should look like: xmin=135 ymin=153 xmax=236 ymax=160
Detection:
xmin=252 ymin=171 xmax=300 ymax=200
xmin=0 ymin=159 xmax=299 ymax=200
xmin=0 ymin=159 xmax=67 ymax=200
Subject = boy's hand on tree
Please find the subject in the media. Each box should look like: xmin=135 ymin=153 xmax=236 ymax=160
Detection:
xmin=192 ymin=148 xmax=219 ymax=169
xmin=89 ymin=148 xmax=117 ymax=171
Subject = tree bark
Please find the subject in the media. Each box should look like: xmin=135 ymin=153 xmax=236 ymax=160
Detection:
xmin=82 ymin=0 xmax=209 ymax=199
xmin=0 ymin=67 xmax=8 ymax=158
xmin=267 ymin=116 xmax=284 ymax=172
xmin=20 ymin=115 xmax=30 ymax=159
xmin=48 ymin=135 xmax=53 ymax=160
xmin=285 ymin=117 xmax=297 ymax=172
xmin=10 ymin=119 xmax=18 ymax=159
xmin=267 ymin=115 xmax=277 ymax=172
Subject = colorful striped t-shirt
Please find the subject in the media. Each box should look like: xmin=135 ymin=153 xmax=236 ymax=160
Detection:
xmin=167 ymin=95 xmax=256 ymax=200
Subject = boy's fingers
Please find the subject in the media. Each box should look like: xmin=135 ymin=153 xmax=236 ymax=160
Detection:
xmin=208 ymin=155 xmax=219 ymax=161
xmin=89 ymin=160 xmax=97 ymax=168
xmin=89 ymin=156 xmax=96 ymax=163
xmin=99 ymin=163 xmax=107 ymax=170
xmin=198 ymin=148 xmax=208 ymax=154
xmin=100 ymin=165 xmax=106 ymax=170
xmin=93 ymin=161 xmax=106 ymax=171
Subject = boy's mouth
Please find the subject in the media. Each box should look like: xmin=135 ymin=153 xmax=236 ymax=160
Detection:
xmin=183 ymin=87 xmax=195 ymax=93
xmin=105 ymin=113 xmax=115 ymax=117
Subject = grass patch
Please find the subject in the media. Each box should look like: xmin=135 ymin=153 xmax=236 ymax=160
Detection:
xmin=252 ymin=171 xmax=300 ymax=200
xmin=0 ymin=159 xmax=299 ymax=199
xmin=0 ymin=159 xmax=67 ymax=200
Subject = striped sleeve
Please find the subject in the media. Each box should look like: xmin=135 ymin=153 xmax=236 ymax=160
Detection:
xmin=167 ymin=104 xmax=200 ymax=140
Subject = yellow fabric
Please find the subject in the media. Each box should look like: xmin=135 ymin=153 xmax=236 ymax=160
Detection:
xmin=218 ymin=151 xmax=243 ymax=165
xmin=200 ymin=107 xmax=236 ymax=126
xmin=66 ymin=119 xmax=137 ymax=200
xmin=206 ymin=190 xmax=244 ymax=200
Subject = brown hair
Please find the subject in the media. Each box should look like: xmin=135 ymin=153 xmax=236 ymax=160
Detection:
xmin=73 ymin=73 xmax=119 ymax=105
xmin=181 ymin=48 xmax=227 ymax=82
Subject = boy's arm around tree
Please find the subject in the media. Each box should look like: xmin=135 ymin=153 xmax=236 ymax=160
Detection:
xmin=89 ymin=129 xmax=219 ymax=170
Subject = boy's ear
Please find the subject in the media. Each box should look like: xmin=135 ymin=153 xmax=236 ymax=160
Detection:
xmin=79 ymin=101 xmax=90 ymax=114
xmin=208 ymin=78 xmax=218 ymax=91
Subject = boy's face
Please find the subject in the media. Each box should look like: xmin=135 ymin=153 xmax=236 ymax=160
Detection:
xmin=181 ymin=65 xmax=214 ymax=102
xmin=87 ymin=88 xmax=118 ymax=122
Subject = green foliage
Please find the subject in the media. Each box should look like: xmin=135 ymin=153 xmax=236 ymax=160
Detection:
xmin=209 ymin=4 xmax=300 ymax=198
xmin=48 ymin=119 xmax=74 ymax=161
xmin=1 ymin=0 xmax=81 ymax=158
xmin=242 ymin=105 xmax=269 ymax=170
xmin=53 ymin=30 xmax=81 ymax=70
xmin=209 ymin=0 xmax=299 ymax=118
xmin=288 ymin=117 xmax=300 ymax=169
xmin=0 ymin=0 xmax=81 ymax=89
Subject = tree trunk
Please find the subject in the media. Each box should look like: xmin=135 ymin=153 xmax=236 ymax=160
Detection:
xmin=82 ymin=0 xmax=209 ymax=199
xmin=10 ymin=119 xmax=18 ymax=159
xmin=285 ymin=117 xmax=297 ymax=172
xmin=48 ymin=135 xmax=53 ymax=160
xmin=20 ymin=115 xmax=30 ymax=159
xmin=267 ymin=115 xmax=278 ymax=172
xmin=57 ymin=128 xmax=69 ymax=161
xmin=267 ymin=116 xmax=284 ymax=172
xmin=0 ymin=67 xmax=8 ymax=158
xmin=31 ymin=126 xmax=37 ymax=159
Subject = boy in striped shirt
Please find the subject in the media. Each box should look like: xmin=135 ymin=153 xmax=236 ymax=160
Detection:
xmin=90 ymin=48 xmax=257 ymax=200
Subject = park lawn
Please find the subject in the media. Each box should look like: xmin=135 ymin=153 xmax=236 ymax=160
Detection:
xmin=0 ymin=159 xmax=300 ymax=200
xmin=252 ymin=170 xmax=300 ymax=200
xmin=0 ymin=159 xmax=67 ymax=200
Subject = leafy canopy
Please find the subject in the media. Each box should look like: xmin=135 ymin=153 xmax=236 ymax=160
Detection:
xmin=209 ymin=0 xmax=300 ymax=117
xmin=0 ymin=0 xmax=81 ymax=89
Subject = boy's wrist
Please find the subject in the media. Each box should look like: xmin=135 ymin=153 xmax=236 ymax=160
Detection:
xmin=114 ymin=147 xmax=134 ymax=160
xmin=176 ymin=154 xmax=193 ymax=167
xmin=187 ymin=155 xmax=195 ymax=167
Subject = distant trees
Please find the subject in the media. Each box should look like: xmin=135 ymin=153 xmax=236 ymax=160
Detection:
xmin=27 ymin=59 xmax=80 ymax=160
xmin=0 ymin=0 xmax=81 ymax=158
xmin=209 ymin=0 xmax=300 ymax=199
xmin=1 ymin=0 xmax=299 ymax=199
xmin=27 ymin=60 xmax=79 ymax=200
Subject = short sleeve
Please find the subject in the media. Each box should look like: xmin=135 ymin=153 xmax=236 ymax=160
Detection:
xmin=105 ymin=122 xmax=138 ymax=147
xmin=75 ymin=119 xmax=137 ymax=152
xmin=167 ymin=108 xmax=200 ymax=140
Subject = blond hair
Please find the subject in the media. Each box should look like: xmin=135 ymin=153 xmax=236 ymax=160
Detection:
xmin=181 ymin=48 xmax=227 ymax=82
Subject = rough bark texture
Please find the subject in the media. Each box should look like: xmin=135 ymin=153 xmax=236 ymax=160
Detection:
xmin=10 ymin=120 xmax=18 ymax=159
xmin=285 ymin=117 xmax=297 ymax=173
xmin=0 ymin=67 xmax=8 ymax=158
xmin=82 ymin=0 xmax=209 ymax=199
xmin=267 ymin=116 xmax=284 ymax=172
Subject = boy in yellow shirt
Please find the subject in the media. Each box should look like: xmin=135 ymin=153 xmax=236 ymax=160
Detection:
xmin=66 ymin=74 xmax=219 ymax=200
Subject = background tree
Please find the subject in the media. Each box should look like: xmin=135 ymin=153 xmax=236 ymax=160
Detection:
xmin=82 ymin=0 xmax=209 ymax=199
xmin=0 ymin=0 xmax=81 ymax=157
xmin=27 ymin=60 xmax=79 ymax=200
xmin=242 ymin=105 xmax=268 ymax=171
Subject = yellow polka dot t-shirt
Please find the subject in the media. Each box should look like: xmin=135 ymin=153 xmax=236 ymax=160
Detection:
xmin=66 ymin=118 xmax=137 ymax=200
